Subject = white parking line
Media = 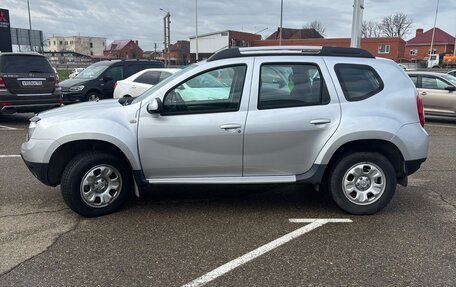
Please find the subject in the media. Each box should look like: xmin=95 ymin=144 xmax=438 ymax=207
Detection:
xmin=0 ymin=155 xmax=21 ymax=158
xmin=182 ymin=218 xmax=352 ymax=287
xmin=0 ymin=124 xmax=21 ymax=130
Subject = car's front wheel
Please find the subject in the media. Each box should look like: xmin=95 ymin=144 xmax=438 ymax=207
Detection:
xmin=61 ymin=151 xmax=131 ymax=217
xmin=86 ymin=92 xmax=101 ymax=102
xmin=328 ymin=152 xmax=397 ymax=215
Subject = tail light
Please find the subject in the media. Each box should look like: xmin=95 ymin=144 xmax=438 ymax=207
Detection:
xmin=54 ymin=78 xmax=60 ymax=89
xmin=0 ymin=77 xmax=6 ymax=90
xmin=416 ymin=93 xmax=425 ymax=127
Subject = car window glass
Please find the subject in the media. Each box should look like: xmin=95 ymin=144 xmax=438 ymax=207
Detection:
xmin=159 ymin=72 xmax=172 ymax=81
xmin=1 ymin=55 xmax=53 ymax=73
xmin=258 ymin=64 xmax=329 ymax=109
xmin=409 ymin=75 xmax=418 ymax=86
xmin=76 ymin=65 xmax=108 ymax=79
xmin=163 ymin=65 xmax=247 ymax=114
xmin=104 ymin=66 xmax=123 ymax=81
xmin=126 ymin=64 xmax=147 ymax=77
xmin=422 ymin=76 xmax=448 ymax=90
xmin=335 ymin=64 xmax=383 ymax=101
xmin=134 ymin=71 xmax=161 ymax=85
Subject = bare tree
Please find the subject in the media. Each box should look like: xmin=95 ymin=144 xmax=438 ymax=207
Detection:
xmin=361 ymin=20 xmax=382 ymax=38
xmin=380 ymin=13 xmax=413 ymax=38
xmin=304 ymin=20 xmax=326 ymax=37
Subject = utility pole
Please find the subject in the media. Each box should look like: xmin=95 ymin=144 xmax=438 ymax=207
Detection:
xmin=27 ymin=0 xmax=33 ymax=51
xmin=195 ymin=0 xmax=199 ymax=62
xmin=154 ymin=42 xmax=157 ymax=59
xmin=429 ymin=0 xmax=439 ymax=57
xmin=160 ymin=9 xmax=171 ymax=67
xmin=350 ymin=0 xmax=364 ymax=48
xmin=279 ymin=0 xmax=283 ymax=46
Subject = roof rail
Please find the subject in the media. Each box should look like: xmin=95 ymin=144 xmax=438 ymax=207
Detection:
xmin=207 ymin=46 xmax=374 ymax=62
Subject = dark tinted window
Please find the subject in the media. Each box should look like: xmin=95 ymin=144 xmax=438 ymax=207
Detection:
xmin=163 ymin=65 xmax=246 ymax=115
xmin=104 ymin=66 xmax=123 ymax=81
xmin=134 ymin=71 xmax=161 ymax=85
xmin=258 ymin=64 xmax=329 ymax=110
xmin=0 ymin=55 xmax=54 ymax=73
xmin=335 ymin=64 xmax=383 ymax=101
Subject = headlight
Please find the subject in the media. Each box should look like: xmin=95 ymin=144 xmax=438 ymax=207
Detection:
xmin=69 ymin=85 xmax=85 ymax=92
xmin=26 ymin=122 xmax=37 ymax=142
xmin=26 ymin=116 xmax=41 ymax=141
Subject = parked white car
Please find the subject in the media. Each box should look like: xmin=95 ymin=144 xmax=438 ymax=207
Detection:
xmin=69 ymin=68 xmax=85 ymax=79
xmin=113 ymin=68 xmax=180 ymax=99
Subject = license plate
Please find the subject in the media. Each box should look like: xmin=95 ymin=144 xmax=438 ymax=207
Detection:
xmin=22 ymin=80 xmax=43 ymax=86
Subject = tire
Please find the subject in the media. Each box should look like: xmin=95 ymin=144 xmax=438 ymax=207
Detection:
xmin=61 ymin=151 xmax=131 ymax=217
xmin=328 ymin=152 xmax=396 ymax=215
xmin=86 ymin=92 xmax=101 ymax=102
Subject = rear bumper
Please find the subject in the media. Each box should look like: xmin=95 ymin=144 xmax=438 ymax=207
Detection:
xmin=405 ymin=158 xmax=426 ymax=176
xmin=1 ymin=102 xmax=62 ymax=113
xmin=0 ymin=91 xmax=62 ymax=113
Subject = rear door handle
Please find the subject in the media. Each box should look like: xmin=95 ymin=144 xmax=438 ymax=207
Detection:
xmin=310 ymin=119 xmax=331 ymax=125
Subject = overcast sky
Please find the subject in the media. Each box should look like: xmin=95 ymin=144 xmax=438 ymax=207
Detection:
xmin=2 ymin=0 xmax=455 ymax=51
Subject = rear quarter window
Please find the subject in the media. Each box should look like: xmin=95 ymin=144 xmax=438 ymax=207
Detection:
xmin=335 ymin=64 xmax=384 ymax=101
xmin=0 ymin=55 xmax=54 ymax=74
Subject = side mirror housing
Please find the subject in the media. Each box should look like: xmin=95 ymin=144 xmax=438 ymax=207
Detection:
xmin=147 ymin=97 xmax=163 ymax=114
xmin=445 ymin=85 xmax=455 ymax=92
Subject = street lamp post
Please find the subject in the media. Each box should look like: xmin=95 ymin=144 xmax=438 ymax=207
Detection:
xmin=279 ymin=0 xmax=283 ymax=46
xmin=195 ymin=0 xmax=199 ymax=62
xmin=350 ymin=0 xmax=364 ymax=48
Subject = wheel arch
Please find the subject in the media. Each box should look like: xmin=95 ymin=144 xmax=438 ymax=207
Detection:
xmin=46 ymin=139 xmax=135 ymax=186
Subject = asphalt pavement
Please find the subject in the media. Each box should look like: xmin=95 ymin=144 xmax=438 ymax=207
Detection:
xmin=0 ymin=113 xmax=455 ymax=287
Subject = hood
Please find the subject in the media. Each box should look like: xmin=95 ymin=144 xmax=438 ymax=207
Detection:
xmin=60 ymin=77 xmax=92 ymax=87
xmin=37 ymin=99 xmax=132 ymax=121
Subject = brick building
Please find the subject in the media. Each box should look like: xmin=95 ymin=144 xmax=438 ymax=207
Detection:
xmin=266 ymin=27 xmax=323 ymax=40
xmin=169 ymin=40 xmax=190 ymax=66
xmin=250 ymin=37 xmax=406 ymax=62
xmin=103 ymin=40 xmax=143 ymax=59
xmin=405 ymin=28 xmax=455 ymax=61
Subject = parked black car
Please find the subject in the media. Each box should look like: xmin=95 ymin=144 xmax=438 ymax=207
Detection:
xmin=0 ymin=52 xmax=62 ymax=114
xmin=60 ymin=59 xmax=164 ymax=103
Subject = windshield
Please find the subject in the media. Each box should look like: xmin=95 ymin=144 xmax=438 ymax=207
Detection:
xmin=76 ymin=64 xmax=109 ymax=79
xmin=441 ymin=74 xmax=456 ymax=86
xmin=132 ymin=64 xmax=198 ymax=104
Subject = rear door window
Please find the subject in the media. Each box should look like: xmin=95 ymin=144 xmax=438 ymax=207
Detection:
xmin=335 ymin=64 xmax=384 ymax=101
xmin=134 ymin=71 xmax=161 ymax=85
xmin=1 ymin=55 xmax=53 ymax=74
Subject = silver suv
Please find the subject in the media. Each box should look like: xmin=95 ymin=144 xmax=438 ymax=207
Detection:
xmin=21 ymin=46 xmax=429 ymax=217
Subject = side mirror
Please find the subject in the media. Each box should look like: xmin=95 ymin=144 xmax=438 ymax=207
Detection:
xmin=103 ymin=76 xmax=113 ymax=82
xmin=147 ymin=97 xmax=163 ymax=114
xmin=445 ymin=85 xmax=455 ymax=92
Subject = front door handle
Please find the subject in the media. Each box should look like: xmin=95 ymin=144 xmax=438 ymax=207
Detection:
xmin=310 ymin=119 xmax=331 ymax=125
xmin=420 ymin=91 xmax=427 ymax=96
xmin=220 ymin=124 xmax=241 ymax=130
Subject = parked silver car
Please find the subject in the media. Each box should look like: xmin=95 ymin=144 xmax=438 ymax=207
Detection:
xmin=21 ymin=46 xmax=429 ymax=217
xmin=407 ymin=71 xmax=456 ymax=117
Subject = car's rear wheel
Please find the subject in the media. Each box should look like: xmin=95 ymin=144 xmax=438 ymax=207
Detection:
xmin=328 ymin=152 xmax=396 ymax=215
xmin=61 ymin=151 xmax=131 ymax=217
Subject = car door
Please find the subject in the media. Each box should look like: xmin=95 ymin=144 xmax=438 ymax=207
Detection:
xmin=101 ymin=65 xmax=123 ymax=98
xmin=419 ymin=75 xmax=455 ymax=115
xmin=131 ymin=71 xmax=161 ymax=97
xmin=243 ymin=57 xmax=341 ymax=176
xmin=138 ymin=60 xmax=253 ymax=179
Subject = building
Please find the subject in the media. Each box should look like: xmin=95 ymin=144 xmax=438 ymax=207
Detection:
xmin=265 ymin=27 xmax=323 ymax=40
xmin=47 ymin=36 xmax=106 ymax=56
xmin=43 ymin=51 xmax=95 ymax=67
xmin=103 ymin=40 xmax=143 ymax=59
xmin=168 ymin=40 xmax=190 ymax=66
xmin=189 ymin=30 xmax=261 ymax=60
xmin=250 ymin=37 xmax=406 ymax=62
xmin=405 ymin=28 xmax=455 ymax=61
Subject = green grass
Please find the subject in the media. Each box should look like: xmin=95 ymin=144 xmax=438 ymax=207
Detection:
xmin=57 ymin=70 xmax=72 ymax=81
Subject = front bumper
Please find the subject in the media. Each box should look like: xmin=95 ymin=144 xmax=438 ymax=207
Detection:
xmin=22 ymin=155 xmax=53 ymax=186
xmin=62 ymin=91 xmax=85 ymax=104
